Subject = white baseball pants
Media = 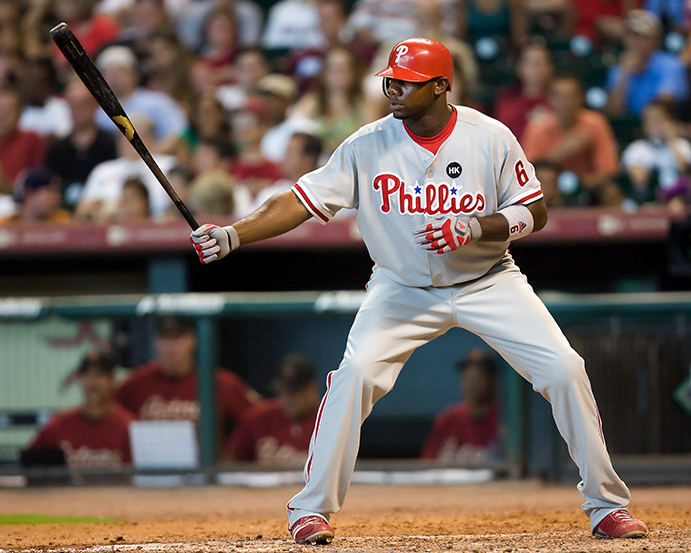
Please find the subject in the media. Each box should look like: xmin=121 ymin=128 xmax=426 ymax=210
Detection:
xmin=287 ymin=260 xmax=631 ymax=533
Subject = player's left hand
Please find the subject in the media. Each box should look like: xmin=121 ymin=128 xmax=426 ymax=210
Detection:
xmin=413 ymin=216 xmax=479 ymax=254
xmin=190 ymin=223 xmax=231 ymax=264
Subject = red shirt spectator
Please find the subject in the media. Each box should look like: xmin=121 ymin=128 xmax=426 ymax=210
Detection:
xmin=226 ymin=398 xmax=318 ymax=464
xmin=492 ymin=44 xmax=553 ymax=142
xmin=27 ymin=349 xmax=135 ymax=469
xmin=420 ymin=403 xmax=499 ymax=461
xmin=421 ymin=348 xmax=500 ymax=463
xmin=115 ymin=361 xmax=255 ymax=427
xmin=29 ymin=405 xmax=135 ymax=468
xmin=114 ymin=316 xmax=258 ymax=438
xmin=224 ymin=353 xmax=321 ymax=466
xmin=0 ymin=86 xmax=45 ymax=193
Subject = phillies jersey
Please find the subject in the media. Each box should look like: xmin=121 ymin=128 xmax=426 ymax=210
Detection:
xmin=114 ymin=362 xmax=255 ymax=436
xmin=28 ymin=405 xmax=135 ymax=468
xmin=420 ymin=402 xmax=499 ymax=461
xmin=225 ymin=398 xmax=317 ymax=465
xmin=292 ymin=106 xmax=543 ymax=287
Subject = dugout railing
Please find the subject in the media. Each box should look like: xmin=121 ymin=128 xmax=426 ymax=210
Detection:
xmin=1 ymin=291 xmax=691 ymax=485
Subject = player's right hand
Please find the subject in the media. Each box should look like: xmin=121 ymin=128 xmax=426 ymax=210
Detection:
xmin=190 ymin=223 xmax=231 ymax=264
xmin=413 ymin=216 xmax=477 ymax=254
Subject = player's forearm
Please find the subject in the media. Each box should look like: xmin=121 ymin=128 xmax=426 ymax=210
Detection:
xmin=232 ymin=189 xmax=313 ymax=247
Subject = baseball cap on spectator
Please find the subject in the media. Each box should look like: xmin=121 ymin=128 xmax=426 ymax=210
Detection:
xmin=456 ymin=348 xmax=498 ymax=376
xmin=14 ymin=167 xmax=58 ymax=202
xmin=156 ymin=315 xmax=196 ymax=338
xmin=76 ymin=348 xmax=116 ymax=376
xmin=272 ymin=354 xmax=316 ymax=394
xmin=96 ymin=45 xmax=138 ymax=71
xmin=625 ymin=9 xmax=662 ymax=38
xmin=235 ymin=97 xmax=271 ymax=126
xmin=255 ymin=74 xmax=298 ymax=103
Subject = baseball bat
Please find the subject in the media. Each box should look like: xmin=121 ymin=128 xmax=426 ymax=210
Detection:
xmin=50 ymin=22 xmax=199 ymax=230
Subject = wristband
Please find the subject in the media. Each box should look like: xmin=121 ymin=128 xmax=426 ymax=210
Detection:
xmin=225 ymin=225 xmax=240 ymax=251
xmin=497 ymin=204 xmax=534 ymax=240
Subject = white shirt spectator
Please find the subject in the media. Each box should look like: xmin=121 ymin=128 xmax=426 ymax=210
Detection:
xmin=19 ymin=97 xmax=73 ymax=138
xmin=621 ymin=137 xmax=691 ymax=188
xmin=347 ymin=0 xmax=458 ymax=44
xmin=261 ymin=0 xmax=323 ymax=50
xmin=80 ymin=156 xmax=177 ymax=217
xmin=95 ymin=89 xmax=187 ymax=143
xmin=260 ymin=115 xmax=321 ymax=164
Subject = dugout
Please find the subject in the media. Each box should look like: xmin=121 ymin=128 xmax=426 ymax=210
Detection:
xmin=1 ymin=291 xmax=690 ymax=486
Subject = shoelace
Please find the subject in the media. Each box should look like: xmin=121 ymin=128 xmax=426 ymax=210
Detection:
xmin=610 ymin=510 xmax=638 ymax=523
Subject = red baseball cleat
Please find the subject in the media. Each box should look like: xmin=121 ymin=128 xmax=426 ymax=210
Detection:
xmin=593 ymin=509 xmax=648 ymax=538
xmin=290 ymin=515 xmax=334 ymax=545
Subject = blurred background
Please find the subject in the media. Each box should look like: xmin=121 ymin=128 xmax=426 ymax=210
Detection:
xmin=0 ymin=0 xmax=690 ymax=488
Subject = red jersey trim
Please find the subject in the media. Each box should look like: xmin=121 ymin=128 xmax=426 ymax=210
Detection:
xmin=517 ymin=190 xmax=543 ymax=204
xmin=292 ymin=184 xmax=330 ymax=224
xmin=403 ymin=106 xmax=457 ymax=155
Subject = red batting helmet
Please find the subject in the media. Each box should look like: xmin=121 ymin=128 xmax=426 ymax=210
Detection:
xmin=375 ymin=37 xmax=453 ymax=91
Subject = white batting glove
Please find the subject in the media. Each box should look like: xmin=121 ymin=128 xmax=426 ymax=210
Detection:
xmin=190 ymin=223 xmax=239 ymax=264
xmin=413 ymin=216 xmax=482 ymax=254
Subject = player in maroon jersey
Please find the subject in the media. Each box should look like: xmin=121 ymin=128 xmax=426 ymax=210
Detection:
xmin=114 ymin=316 xmax=259 ymax=439
xmin=27 ymin=349 xmax=135 ymax=468
xmin=225 ymin=353 xmax=321 ymax=466
xmin=421 ymin=348 xmax=499 ymax=462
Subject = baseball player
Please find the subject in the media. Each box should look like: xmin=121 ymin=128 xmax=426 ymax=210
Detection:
xmin=190 ymin=38 xmax=647 ymax=544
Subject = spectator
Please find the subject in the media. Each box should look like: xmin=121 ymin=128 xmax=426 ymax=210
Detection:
xmin=188 ymin=169 xmax=237 ymax=216
xmin=116 ymin=0 xmax=171 ymax=60
xmin=25 ymin=349 xmax=135 ymax=469
xmin=570 ymin=0 xmax=636 ymax=45
xmin=605 ymin=9 xmax=688 ymax=117
xmin=225 ymin=353 xmax=321 ymax=466
xmin=533 ymin=160 xmax=565 ymax=208
xmin=0 ymin=0 xmax=23 ymax=55
xmin=191 ymin=7 xmax=239 ymax=92
xmin=292 ymin=47 xmax=366 ymax=157
xmin=216 ymin=47 xmax=271 ymax=112
xmin=111 ymin=176 xmax=151 ymax=222
xmin=45 ymin=79 xmax=118 ymax=210
xmin=0 ymin=168 xmax=72 ymax=225
xmin=26 ymin=0 xmax=120 ymax=74
xmin=492 ymin=43 xmax=553 ymax=142
xmin=645 ymin=0 xmax=686 ymax=32
xmin=457 ymin=0 xmax=528 ymax=47
xmin=0 ymin=86 xmax=46 ymax=195
xmin=230 ymin=98 xmax=283 ymax=202
xmin=416 ymin=0 xmax=479 ymax=92
xmin=421 ymin=348 xmax=500 ymax=463
xmin=522 ymin=75 xmax=622 ymax=205
xmin=249 ymin=131 xmax=323 ymax=211
xmin=261 ymin=0 xmax=322 ymax=51
xmin=282 ymin=0 xmax=377 ymax=95
xmin=254 ymin=73 xmax=321 ymax=163
xmin=142 ymin=29 xmax=195 ymax=115
xmin=94 ymin=45 xmax=187 ymax=154
xmin=621 ymin=100 xmax=691 ymax=204
xmin=346 ymin=0 xmax=458 ymax=45
xmin=18 ymin=57 xmax=72 ymax=139
xmin=114 ymin=316 xmax=259 ymax=440
xmin=178 ymin=91 xmax=231 ymax=168
xmin=76 ymin=114 xmax=178 ymax=221
xmin=177 ymin=0 xmax=263 ymax=52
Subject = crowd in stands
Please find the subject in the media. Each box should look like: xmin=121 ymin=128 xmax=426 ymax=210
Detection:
xmin=2 ymin=0 xmax=691 ymax=226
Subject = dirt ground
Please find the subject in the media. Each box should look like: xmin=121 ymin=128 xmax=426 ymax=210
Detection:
xmin=1 ymin=481 xmax=690 ymax=552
